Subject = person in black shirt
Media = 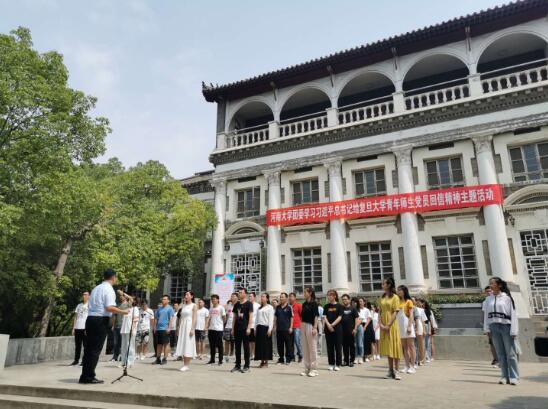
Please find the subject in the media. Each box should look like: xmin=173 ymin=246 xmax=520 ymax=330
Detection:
xmin=231 ymin=288 xmax=254 ymax=373
xmin=274 ymin=292 xmax=293 ymax=364
xmin=300 ymin=287 xmax=320 ymax=377
xmin=323 ymin=289 xmax=343 ymax=371
xmin=341 ymin=294 xmax=359 ymax=367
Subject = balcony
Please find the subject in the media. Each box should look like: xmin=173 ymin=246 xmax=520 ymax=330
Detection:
xmin=218 ymin=33 xmax=548 ymax=152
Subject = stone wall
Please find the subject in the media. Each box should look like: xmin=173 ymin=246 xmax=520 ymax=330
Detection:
xmin=5 ymin=336 xmax=75 ymax=367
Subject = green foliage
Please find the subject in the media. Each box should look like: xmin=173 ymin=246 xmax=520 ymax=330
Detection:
xmin=422 ymin=293 xmax=485 ymax=322
xmin=0 ymin=28 xmax=217 ymax=338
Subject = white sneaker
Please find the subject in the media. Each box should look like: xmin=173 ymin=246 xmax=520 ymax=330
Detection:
xmin=328 ymin=366 xmax=334 ymax=371
xmin=307 ymin=370 xmax=318 ymax=377
xmin=300 ymin=370 xmax=309 ymax=376
xmin=425 ymin=358 xmax=431 ymax=363
xmin=180 ymin=366 xmax=190 ymax=372
xmin=377 ymin=355 xmax=381 ymax=360
xmin=394 ymin=372 xmax=402 ymax=380
xmin=334 ymin=366 xmax=340 ymax=372
xmin=414 ymin=364 xmax=418 ymax=369
xmin=407 ymin=367 xmax=416 ymax=374
xmin=365 ymin=358 xmax=370 ymax=362
xmin=509 ymin=378 xmax=519 ymax=386
xmin=402 ymin=366 xmax=408 ymax=373
xmin=499 ymin=378 xmax=507 ymax=385
xmin=357 ymin=358 xmax=362 ymax=364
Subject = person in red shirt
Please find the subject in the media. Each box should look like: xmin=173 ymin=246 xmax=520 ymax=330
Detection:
xmin=289 ymin=293 xmax=303 ymax=363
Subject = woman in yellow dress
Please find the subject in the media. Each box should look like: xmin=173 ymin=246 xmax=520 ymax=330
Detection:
xmin=378 ymin=277 xmax=402 ymax=380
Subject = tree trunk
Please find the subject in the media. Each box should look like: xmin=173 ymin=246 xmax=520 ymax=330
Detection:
xmin=38 ymin=239 xmax=73 ymax=337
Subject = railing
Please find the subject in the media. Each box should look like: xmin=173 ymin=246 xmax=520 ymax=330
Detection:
xmin=338 ymin=97 xmax=394 ymax=125
xmin=405 ymin=82 xmax=469 ymax=110
xmin=226 ymin=125 xmax=269 ymax=148
xmin=279 ymin=112 xmax=328 ymax=137
xmin=481 ymin=62 xmax=548 ymax=94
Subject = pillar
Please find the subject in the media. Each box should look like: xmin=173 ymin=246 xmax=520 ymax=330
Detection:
xmin=472 ymin=135 xmax=513 ymax=283
xmin=210 ymin=177 xmax=227 ymax=294
xmin=268 ymin=121 xmax=280 ymax=140
xmin=263 ymin=169 xmax=283 ymax=296
xmin=392 ymin=91 xmax=406 ymax=113
xmin=326 ymin=107 xmax=339 ymax=128
xmin=324 ymin=158 xmax=349 ymax=294
xmin=393 ymin=146 xmax=425 ymax=291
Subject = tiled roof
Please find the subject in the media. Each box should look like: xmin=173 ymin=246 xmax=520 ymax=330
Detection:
xmin=202 ymin=0 xmax=548 ymax=102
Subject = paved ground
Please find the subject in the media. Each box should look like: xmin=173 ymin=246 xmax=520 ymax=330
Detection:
xmin=1 ymin=356 xmax=547 ymax=409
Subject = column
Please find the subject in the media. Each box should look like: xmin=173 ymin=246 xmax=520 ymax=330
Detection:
xmin=268 ymin=121 xmax=280 ymax=140
xmin=326 ymin=107 xmax=339 ymax=128
xmin=472 ymin=135 xmax=513 ymax=283
xmin=393 ymin=146 xmax=425 ymax=291
xmin=263 ymin=169 xmax=283 ymax=296
xmin=324 ymin=158 xmax=349 ymax=294
xmin=210 ymin=177 xmax=227 ymax=294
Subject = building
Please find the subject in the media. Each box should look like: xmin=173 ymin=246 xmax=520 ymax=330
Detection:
xmin=201 ymin=0 xmax=548 ymax=323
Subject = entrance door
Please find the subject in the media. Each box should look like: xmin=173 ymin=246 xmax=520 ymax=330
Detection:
xmin=231 ymin=253 xmax=261 ymax=293
xmin=520 ymin=229 xmax=548 ymax=314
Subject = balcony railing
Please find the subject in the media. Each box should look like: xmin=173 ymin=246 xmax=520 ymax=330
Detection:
xmin=481 ymin=60 xmax=548 ymax=94
xmin=279 ymin=111 xmax=328 ymax=137
xmin=226 ymin=124 xmax=269 ymax=148
xmin=405 ymin=81 xmax=470 ymax=110
xmin=219 ymin=60 xmax=548 ymax=151
xmin=338 ymin=97 xmax=394 ymax=125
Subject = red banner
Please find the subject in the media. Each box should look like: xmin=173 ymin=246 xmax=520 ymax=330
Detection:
xmin=266 ymin=184 xmax=503 ymax=227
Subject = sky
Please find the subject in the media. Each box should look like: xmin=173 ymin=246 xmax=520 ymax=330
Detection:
xmin=0 ymin=0 xmax=510 ymax=179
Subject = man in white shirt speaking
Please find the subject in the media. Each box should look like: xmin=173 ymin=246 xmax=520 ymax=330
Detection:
xmin=79 ymin=269 xmax=128 ymax=384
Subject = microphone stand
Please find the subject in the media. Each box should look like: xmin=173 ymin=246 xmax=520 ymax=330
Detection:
xmin=112 ymin=305 xmax=143 ymax=383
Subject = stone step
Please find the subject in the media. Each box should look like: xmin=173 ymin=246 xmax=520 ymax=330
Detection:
xmin=0 ymin=394 xmax=173 ymax=409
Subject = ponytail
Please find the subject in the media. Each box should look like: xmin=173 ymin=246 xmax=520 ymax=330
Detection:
xmin=491 ymin=277 xmax=515 ymax=309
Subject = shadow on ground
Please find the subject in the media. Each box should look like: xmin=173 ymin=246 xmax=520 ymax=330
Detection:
xmin=489 ymin=396 xmax=548 ymax=409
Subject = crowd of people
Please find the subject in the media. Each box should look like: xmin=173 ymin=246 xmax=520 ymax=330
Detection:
xmin=75 ymin=269 xmax=520 ymax=386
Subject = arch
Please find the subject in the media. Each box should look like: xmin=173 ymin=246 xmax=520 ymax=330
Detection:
xmin=476 ymin=31 xmax=548 ymax=74
xmin=337 ymin=70 xmax=396 ymax=108
xmin=279 ymin=86 xmax=332 ymax=121
xmin=504 ymin=184 xmax=548 ymax=206
xmin=226 ymin=220 xmax=265 ymax=237
xmin=402 ymin=53 xmax=469 ymax=91
xmin=226 ymin=99 xmax=274 ymax=131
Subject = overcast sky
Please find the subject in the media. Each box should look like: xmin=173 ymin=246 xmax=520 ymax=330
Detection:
xmin=1 ymin=0 xmax=508 ymax=179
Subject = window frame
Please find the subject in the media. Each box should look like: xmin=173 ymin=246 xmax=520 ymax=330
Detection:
xmin=353 ymin=167 xmax=387 ymax=198
xmin=357 ymin=241 xmax=394 ymax=292
xmin=424 ymin=155 xmax=465 ymax=190
xmin=433 ymin=234 xmax=479 ymax=289
xmin=292 ymin=247 xmax=323 ymax=295
xmin=236 ymin=186 xmax=261 ymax=218
xmin=291 ymin=178 xmax=320 ymax=206
xmin=508 ymin=141 xmax=548 ymax=182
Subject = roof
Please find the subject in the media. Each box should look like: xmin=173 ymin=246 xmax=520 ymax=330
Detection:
xmin=202 ymin=0 xmax=548 ymax=103
xmin=180 ymin=170 xmax=214 ymax=186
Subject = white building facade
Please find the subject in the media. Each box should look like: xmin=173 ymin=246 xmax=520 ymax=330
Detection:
xmin=202 ymin=1 xmax=548 ymax=318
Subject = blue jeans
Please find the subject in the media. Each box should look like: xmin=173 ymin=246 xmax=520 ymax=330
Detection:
xmin=355 ymin=324 xmax=364 ymax=357
xmin=293 ymin=328 xmax=302 ymax=359
xmin=489 ymin=323 xmax=519 ymax=381
xmin=425 ymin=334 xmax=432 ymax=360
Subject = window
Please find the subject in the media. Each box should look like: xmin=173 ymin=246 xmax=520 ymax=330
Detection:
xmin=358 ymin=242 xmax=393 ymax=292
xmin=292 ymin=248 xmax=322 ymax=294
xmin=237 ymin=187 xmax=260 ymax=217
xmin=170 ymin=274 xmax=187 ymax=303
xmin=354 ymin=168 xmax=386 ymax=197
xmin=509 ymin=142 xmax=548 ymax=182
xmin=433 ymin=235 xmax=479 ymax=289
xmin=426 ymin=157 xmax=464 ymax=189
xmin=292 ymin=179 xmax=319 ymax=205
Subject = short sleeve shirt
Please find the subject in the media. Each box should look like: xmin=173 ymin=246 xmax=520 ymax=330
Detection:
xmin=275 ymin=304 xmax=293 ymax=331
xmin=138 ymin=308 xmax=154 ymax=332
xmin=155 ymin=305 xmax=175 ymax=331
xmin=208 ymin=306 xmax=226 ymax=331
xmin=196 ymin=307 xmax=210 ymax=331
xmin=324 ymin=303 xmax=344 ymax=327
xmin=341 ymin=306 xmax=359 ymax=332
xmin=87 ymin=282 xmax=117 ymax=317
xmin=233 ymin=301 xmax=253 ymax=330
xmin=291 ymin=303 xmax=302 ymax=329
xmin=74 ymin=303 xmax=89 ymax=329
xmin=301 ymin=302 xmax=319 ymax=325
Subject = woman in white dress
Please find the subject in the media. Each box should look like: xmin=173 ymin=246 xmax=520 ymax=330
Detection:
xmin=176 ymin=291 xmax=197 ymax=372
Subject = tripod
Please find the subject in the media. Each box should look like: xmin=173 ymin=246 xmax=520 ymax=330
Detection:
xmin=112 ymin=306 xmax=143 ymax=383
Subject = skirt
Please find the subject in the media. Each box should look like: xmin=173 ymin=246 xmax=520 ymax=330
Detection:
xmin=254 ymin=325 xmax=273 ymax=361
xmin=175 ymin=317 xmax=196 ymax=358
xmin=397 ymin=310 xmax=416 ymax=339
xmin=364 ymin=322 xmax=375 ymax=355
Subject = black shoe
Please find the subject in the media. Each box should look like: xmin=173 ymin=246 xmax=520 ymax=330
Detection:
xmin=276 ymin=359 xmax=284 ymax=365
xmin=206 ymin=360 xmax=215 ymax=365
xmin=153 ymin=358 xmax=161 ymax=365
xmin=231 ymin=366 xmax=241 ymax=373
xmin=341 ymin=362 xmax=348 ymax=367
xmin=298 ymin=356 xmax=302 ymax=363
xmin=79 ymin=378 xmax=104 ymax=384
xmin=70 ymin=360 xmax=79 ymax=366
xmin=161 ymin=358 xmax=167 ymax=365
xmin=349 ymin=362 xmax=354 ymax=368
xmin=285 ymin=362 xmax=290 ymax=365
xmin=176 ymin=356 xmax=183 ymax=361
xmin=241 ymin=366 xmax=250 ymax=373
xmin=218 ymin=362 xmax=223 ymax=366
xmin=491 ymin=359 xmax=498 ymax=366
